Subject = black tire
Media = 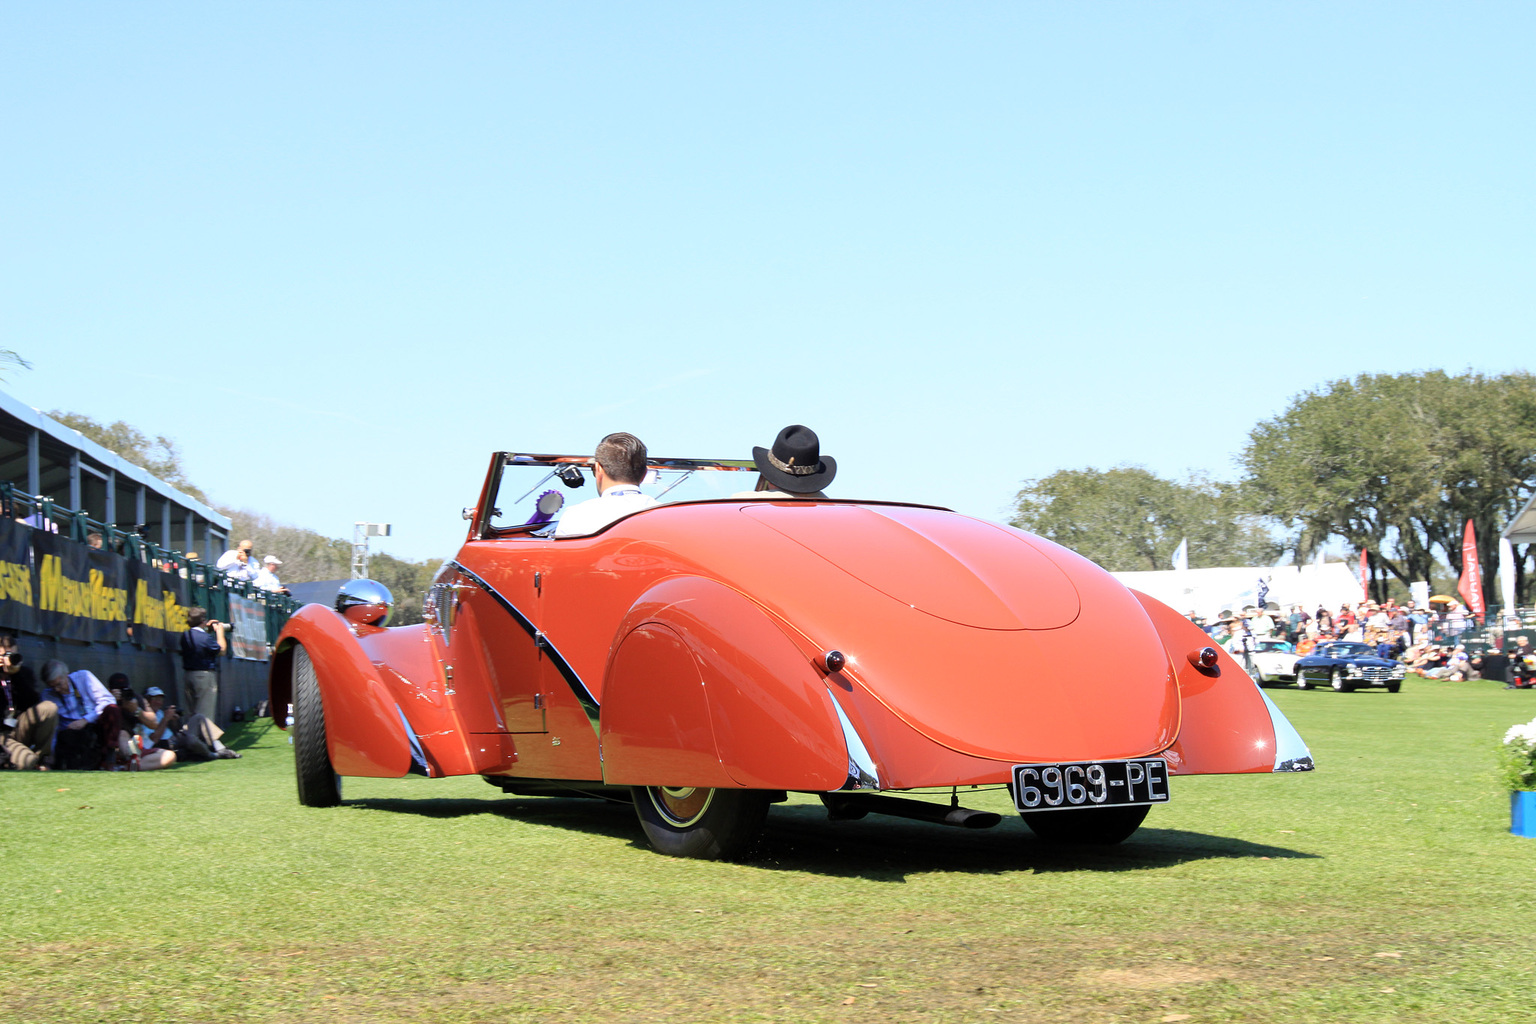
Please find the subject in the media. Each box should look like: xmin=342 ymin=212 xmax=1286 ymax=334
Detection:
xmin=1330 ymin=668 xmax=1353 ymax=693
xmin=1385 ymin=682 xmax=1401 ymax=693
xmin=293 ymin=645 xmax=342 ymax=807
xmin=1296 ymin=672 xmax=1311 ymax=690
xmin=1022 ymin=804 xmax=1150 ymax=845
xmin=631 ymin=786 xmax=769 ymax=860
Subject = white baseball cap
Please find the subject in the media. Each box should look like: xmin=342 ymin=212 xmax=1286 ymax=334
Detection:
xmin=263 ymin=555 xmax=282 ymax=565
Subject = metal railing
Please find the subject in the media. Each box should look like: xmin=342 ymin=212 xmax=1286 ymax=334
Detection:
xmin=1 ymin=482 xmax=299 ymax=645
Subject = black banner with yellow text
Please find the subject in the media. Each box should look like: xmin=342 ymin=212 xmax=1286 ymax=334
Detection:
xmin=33 ymin=530 xmax=130 ymax=643
xmin=128 ymin=560 xmax=191 ymax=650
xmin=0 ymin=517 xmax=38 ymax=634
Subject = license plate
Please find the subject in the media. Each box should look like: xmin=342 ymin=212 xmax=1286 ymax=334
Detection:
xmin=1011 ymin=758 xmax=1170 ymax=812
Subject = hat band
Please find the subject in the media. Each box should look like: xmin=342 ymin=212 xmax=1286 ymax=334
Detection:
xmin=768 ymin=452 xmax=820 ymax=476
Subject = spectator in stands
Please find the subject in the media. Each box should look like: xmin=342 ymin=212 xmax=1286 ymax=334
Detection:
xmin=1 ymin=638 xmax=57 ymax=770
xmin=179 ymin=607 xmax=226 ymax=720
xmin=216 ymin=539 xmax=253 ymax=571
xmin=86 ymin=531 xmax=103 ymax=549
xmin=216 ymin=540 xmax=258 ymax=583
xmin=40 ymin=660 xmax=119 ymax=770
xmin=254 ymin=555 xmax=291 ymax=595
xmin=17 ymin=509 xmax=58 ymax=532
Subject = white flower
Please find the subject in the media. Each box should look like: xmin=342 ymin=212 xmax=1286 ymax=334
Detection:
xmin=1504 ymin=719 xmax=1536 ymax=745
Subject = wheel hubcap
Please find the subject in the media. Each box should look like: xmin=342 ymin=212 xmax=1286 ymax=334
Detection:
xmin=649 ymin=786 xmax=714 ymax=826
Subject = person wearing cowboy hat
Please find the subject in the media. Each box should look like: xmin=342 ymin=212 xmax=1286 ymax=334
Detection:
xmin=733 ymin=425 xmax=837 ymax=499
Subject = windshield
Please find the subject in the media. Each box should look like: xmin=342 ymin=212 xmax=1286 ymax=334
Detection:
xmin=485 ymin=453 xmax=758 ymax=533
xmin=1257 ymin=641 xmax=1293 ymax=652
xmin=1319 ymin=643 xmax=1376 ymax=658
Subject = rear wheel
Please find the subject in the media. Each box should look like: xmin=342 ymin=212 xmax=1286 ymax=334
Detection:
xmin=631 ymin=786 xmax=769 ymax=860
xmin=1330 ymin=668 xmax=1353 ymax=693
xmin=1021 ymin=804 xmax=1150 ymax=845
xmin=293 ymin=645 xmax=342 ymax=807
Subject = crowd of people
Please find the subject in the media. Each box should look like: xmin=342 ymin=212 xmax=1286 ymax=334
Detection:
xmin=0 ymin=607 xmax=248 ymax=772
xmin=1194 ymin=597 xmax=1536 ymax=686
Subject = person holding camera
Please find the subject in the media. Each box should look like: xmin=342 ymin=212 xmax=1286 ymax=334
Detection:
xmin=1 ymin=637 xmax=57 ymax=770
xmin=179 ymin=607 xmax=226 ymax=721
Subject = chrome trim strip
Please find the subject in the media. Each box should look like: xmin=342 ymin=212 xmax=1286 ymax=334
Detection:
xmin=395 ymin=703 xmax=431 ymax=777
xmin=1258 ymin=689 xmax=1316 ymax=772
xmin=828 ymin=690 xmax=881 ymax=790
xmin=448 ymin=561 xmax=602 ymax=737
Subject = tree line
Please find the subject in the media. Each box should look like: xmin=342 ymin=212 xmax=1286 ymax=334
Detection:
xmin=1010 ymin=370 xmax=1536 ymax=607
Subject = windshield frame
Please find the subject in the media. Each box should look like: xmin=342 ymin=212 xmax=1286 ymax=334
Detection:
xmin=472 ymin=452 xmax=758 ymax=540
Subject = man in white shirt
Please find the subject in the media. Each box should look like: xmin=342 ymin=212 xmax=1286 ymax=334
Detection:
xmin=254 ymin=555 xmax=290 ymax=595
xmin=216 ymin=540 xmax=258 ymax=582
xmin=554 ymin=433 xmax=658 ymax=538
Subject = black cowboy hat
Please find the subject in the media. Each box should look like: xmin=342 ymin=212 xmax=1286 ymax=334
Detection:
xmin=752 ymin=424 xmax=836 ymax=494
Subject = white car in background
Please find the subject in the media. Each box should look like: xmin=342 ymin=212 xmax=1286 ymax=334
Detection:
xmin=1231 ymin=639 xmax=1301 ymax=685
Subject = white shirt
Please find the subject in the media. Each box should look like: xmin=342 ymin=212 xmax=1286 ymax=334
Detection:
xmin=254 ymin=567 xmax=284 ymax=592
xmin=554 ymin=484 xmax=658 ymax=538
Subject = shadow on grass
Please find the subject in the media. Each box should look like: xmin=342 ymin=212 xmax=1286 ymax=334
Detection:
xmin=345 ymin=793 xmax=1317 ymax=880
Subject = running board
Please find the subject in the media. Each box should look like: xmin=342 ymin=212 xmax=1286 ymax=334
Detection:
xmin=822 ymin=793 xmax=1003 ymax=830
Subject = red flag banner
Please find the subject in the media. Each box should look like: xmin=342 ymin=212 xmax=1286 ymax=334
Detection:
xmin=1359 ymin=549 xmax=1369 ymax=602
xmin=1458 ymin=520 xmax=1485 ymax=624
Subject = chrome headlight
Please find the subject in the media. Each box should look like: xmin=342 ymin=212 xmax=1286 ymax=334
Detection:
xmin=1346 ymin=664 xmax=1364 ymax=677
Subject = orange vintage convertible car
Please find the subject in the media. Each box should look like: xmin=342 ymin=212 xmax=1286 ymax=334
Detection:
xmin=270 ymin=453 xmax=1314 ymax=859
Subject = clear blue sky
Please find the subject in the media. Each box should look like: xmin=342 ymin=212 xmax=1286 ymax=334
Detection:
xmin=3 ymin=3 xmax=1531 ymax=562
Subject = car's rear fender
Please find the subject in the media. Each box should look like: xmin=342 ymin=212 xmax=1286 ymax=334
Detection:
xmin=270 ymin=604 xmax=414 ymax=778
xmin=599 ymin=576 xmax=848 ymax=790
xmin=1130 ymin=591 xmax=1314 ymax=774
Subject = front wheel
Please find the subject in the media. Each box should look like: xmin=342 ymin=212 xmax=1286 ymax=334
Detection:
xmin=1331 ymin=668 xmax=1353 ymax=693
xmin=1296 ymin=672 xmax=1312 ymax=690
xmin=292 ymin=645 xmax=342 ymax=807
xmin=632 ymin=786 xmax=770 ymax=860
xmin=1021 ymin=804 xmax=1150 ymax=845
xmin=1385 ymin=682 xmax=1401 ymax=693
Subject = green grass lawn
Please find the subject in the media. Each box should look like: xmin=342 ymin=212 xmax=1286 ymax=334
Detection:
xmin=4 ymin=676 xmax=1535 ymax=1023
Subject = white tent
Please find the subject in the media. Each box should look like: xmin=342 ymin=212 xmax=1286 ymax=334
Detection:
xmin=1112 ymin=562 xmax=1365 ymax=621
xmin=1500 ymin=491 xmax=1536 ymax=612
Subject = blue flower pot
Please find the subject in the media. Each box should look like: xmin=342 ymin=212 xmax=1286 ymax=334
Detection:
xmin=1512 ymin=791 xmax=1536 ymax=837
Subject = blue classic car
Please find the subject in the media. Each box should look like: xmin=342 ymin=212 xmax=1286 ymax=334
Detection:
xmin=1294 ymin=642 xmax=1407 ymax=692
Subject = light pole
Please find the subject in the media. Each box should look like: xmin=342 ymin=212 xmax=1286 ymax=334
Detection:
xmin=352 ymin=522 xmax=391 ymax=579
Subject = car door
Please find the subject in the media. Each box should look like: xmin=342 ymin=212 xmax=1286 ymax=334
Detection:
xmin=428 ymin=555 xmax=549 ymax=734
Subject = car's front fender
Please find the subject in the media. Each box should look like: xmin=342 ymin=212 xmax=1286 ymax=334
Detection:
xmin=270 ymin=604 xmax=413 ymax=778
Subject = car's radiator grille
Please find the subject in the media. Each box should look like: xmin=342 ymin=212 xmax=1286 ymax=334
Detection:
xmin=1357 ymin=666 xmax=1396 ymax=681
